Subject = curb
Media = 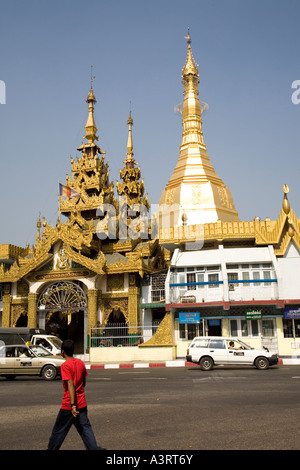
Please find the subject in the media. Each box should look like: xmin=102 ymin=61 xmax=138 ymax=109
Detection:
xmin=87 ymin=359 xmax=285 ymax=369
xmin=87 ymin=360 xmax=197 ymax=370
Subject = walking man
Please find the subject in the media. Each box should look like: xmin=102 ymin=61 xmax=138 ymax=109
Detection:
xmin=47 ymin=339 xmax=101 ymax=450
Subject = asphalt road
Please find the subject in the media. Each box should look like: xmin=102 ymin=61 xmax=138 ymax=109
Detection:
xmin=1 ymin=364 xmax=300 ymax=451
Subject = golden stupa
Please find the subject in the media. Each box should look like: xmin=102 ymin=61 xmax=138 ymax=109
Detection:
xmin=159 ymin=32 xmax=239 ymax=226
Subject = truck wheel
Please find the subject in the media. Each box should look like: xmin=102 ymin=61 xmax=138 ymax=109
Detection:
xmin=255 ymin=357 xmax=269 ymax=370
xmin=42 ymin=365 xmax=57 ymax=380
xmin=5 ymin=375 xmax=16 ymax=380
xmin=199 ymin=356 xmax=214 ymax=371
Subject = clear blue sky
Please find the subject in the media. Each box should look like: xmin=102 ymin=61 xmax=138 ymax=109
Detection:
xmin=1 ymin=0 xmax=300 ymax=246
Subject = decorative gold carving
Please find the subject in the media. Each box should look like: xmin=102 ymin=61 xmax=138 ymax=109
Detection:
xmin=128 ymin=286 xmax=140 ymax=325
xmin=55 ymin=248 xmax=72 ymax=270
xmin=107 ymin=274 xmax=124 ymax=292
xmin=63 ymin=244 xmax=106 ymax=274
xmin=16 ymin=280 xmax=29 ymax=297
xmin=28 ymin=269 xmax=93 ymax=283
xmin=165 ymin=189 xmax=174 ymax=205
xmin=217 ymin=187 xmax=232 ymax=209
xmin=87 ymin=289 xmax=98 ymax=335
xmin=11 ymin=304 xmax=27 ymax=327
xmin=102 ymin=297 xmax=128 ymax=325
xmin=2 ymin=295 xmax=12 ymax=327
xmin=27 ymin=293 xmax=38 ymax=328
xmin=192 ymin=185 xmax=201 ymax=205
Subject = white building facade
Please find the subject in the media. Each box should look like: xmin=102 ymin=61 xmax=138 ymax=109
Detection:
xmin=165 ymin=239 xmax=300 ymax=364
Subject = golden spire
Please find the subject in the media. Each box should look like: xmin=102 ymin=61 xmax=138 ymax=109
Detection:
xmin=36 ymin=215 xmax=41 ymax=243
xmin=182 ymin=30 xmax=199 ymax=79
xmin=116 ymin=112 xmax=150 ymax=210
xmin=84 ymin=74 xmax=98 ymax=144
xmin=125 ymin=111 xmax=134 ymax=164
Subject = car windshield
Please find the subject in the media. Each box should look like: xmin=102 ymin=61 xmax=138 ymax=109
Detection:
xmin=236 ymin=339 xmax=252 ymax=350
xmin=46 ymin=336 xmax=62 ymax=349
xmin=30 ymin=345 xmax=52 ymax=357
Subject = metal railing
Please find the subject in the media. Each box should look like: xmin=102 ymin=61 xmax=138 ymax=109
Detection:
xmin=90 ymin=321 xmax=160 ymax=348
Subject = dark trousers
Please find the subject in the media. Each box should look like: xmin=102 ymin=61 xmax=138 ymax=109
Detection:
xmin=47 ymin=407 xmax=99 ymax=450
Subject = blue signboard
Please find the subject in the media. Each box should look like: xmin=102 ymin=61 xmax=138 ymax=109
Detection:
xmin=284 ymin=308 xmax=300 ymax=319
xmin=179 ymin=312 xmax=200 ymax=324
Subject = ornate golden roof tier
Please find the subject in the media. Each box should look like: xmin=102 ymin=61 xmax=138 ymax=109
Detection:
xmin=159 ymin=32 xmax=239 ymax=226
xmin=0 ymin=244 xmax=30 ymax=262
xmin=158 ymin=185 xmax=300 ymax=257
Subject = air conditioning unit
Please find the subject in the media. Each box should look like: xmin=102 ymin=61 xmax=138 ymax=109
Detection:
xmin=181 ymin=296 xmax=196 ymax=303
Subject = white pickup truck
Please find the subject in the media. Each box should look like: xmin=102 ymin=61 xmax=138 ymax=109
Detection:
xmin=0 ymin=328 xmax=62 ymax=356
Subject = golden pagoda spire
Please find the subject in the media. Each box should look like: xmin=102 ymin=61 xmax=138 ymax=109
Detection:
xmin=84 ymin=77 xmax=98 ymax=145
xmin=159 ymin=32 xmax=239 ymax=226
xmin=182 ymin=29 xmax=199 ymax=78
xmin=116 ymin=112 xmax=150 ymax=210
xmin=60 ymin=78 xmax=115 ymax=220
xmin=125 ymin=111 xmax=135 ymax=164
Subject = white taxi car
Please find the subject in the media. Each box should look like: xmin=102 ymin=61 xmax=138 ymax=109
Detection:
xmin=186 ymin=336 xmax=278 ymax=370
xmin=0 ymin=344 xmax=65 ymax=380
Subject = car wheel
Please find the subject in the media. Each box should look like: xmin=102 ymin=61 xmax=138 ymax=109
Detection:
xmin=255 ymin=357 xmax=269 ymax=370
xmin=199 ymin=356 xmax=214 ymax=371
xmin=4 ymin=375 xmax=16 ymax=380
xmin=42 ymin=365 xmax=57 ymax=380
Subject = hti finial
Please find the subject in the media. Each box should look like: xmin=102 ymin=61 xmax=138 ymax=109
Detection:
xmin=90 ymin=65 xmax=95 ymax=89
xmin=184 ymin=28 xmax=191 ymax=44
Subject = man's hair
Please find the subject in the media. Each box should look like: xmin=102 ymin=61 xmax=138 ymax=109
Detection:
xmin=61 ymin=339 xmax=74 ymax=356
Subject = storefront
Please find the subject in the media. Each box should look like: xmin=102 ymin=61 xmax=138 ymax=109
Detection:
xmin=173 ymin=304 xmax=281 ymax=358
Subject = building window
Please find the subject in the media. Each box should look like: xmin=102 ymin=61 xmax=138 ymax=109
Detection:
xmin=196 ymin=273 xmax=205 ymax=288
xmin=229 ymin=318 xmax=268 ymax=337
xmin=240 ymin=319 xmax=248 ymax=336
xmin=208 ymin=273 xmax=219 ymax=288
xmin=151 ymin=272 xmax=166 ymax=302
xmin=283 ymin=319 xmax=300 ymax=338
xmin=228 ymin=272 xmax=238 ymax=290
xmin=172 ymin=267 xmax=221 ymax=290
xmin=187 ymin=273 xmax=196 ymax=291
xmin=263 ymin=271 xmax=271 ymax=286
xmin=262 ymin=319 xmax=275 ymax=337
xmin=251 ymin=319 xmax=259 ymax=336
xmin=179 ymin=322 xmax=203 ymax=340
xmin=252 ymin=271 xmax=261 ymax=285
xmin=242 ymin=272 xmax=250 ymax=286
xmin=230 ymin=319 xmax=238 ymax=336
xmin=226 ymin=263 xmax=276 ymax=288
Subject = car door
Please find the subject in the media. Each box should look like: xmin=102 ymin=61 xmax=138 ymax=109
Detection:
xmin=226 ymin=340 xmax=253 ymax=365
xmin=207 ymin=339 xmax=227 ymax=364
xmin=0 ymin=346 xmax=16 ymax=374
xmin=15 ymin=347 xmax=40 ymax=375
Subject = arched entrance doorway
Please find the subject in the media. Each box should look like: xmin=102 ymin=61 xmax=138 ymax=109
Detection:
xmin=107 ymin=308 xmax=126 ymax=324
xmin=37 ymin=281 xmax=87 ymax=354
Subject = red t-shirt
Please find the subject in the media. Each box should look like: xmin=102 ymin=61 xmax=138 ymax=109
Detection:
xmin=61 ymin=357 xmax=88 ymax=410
